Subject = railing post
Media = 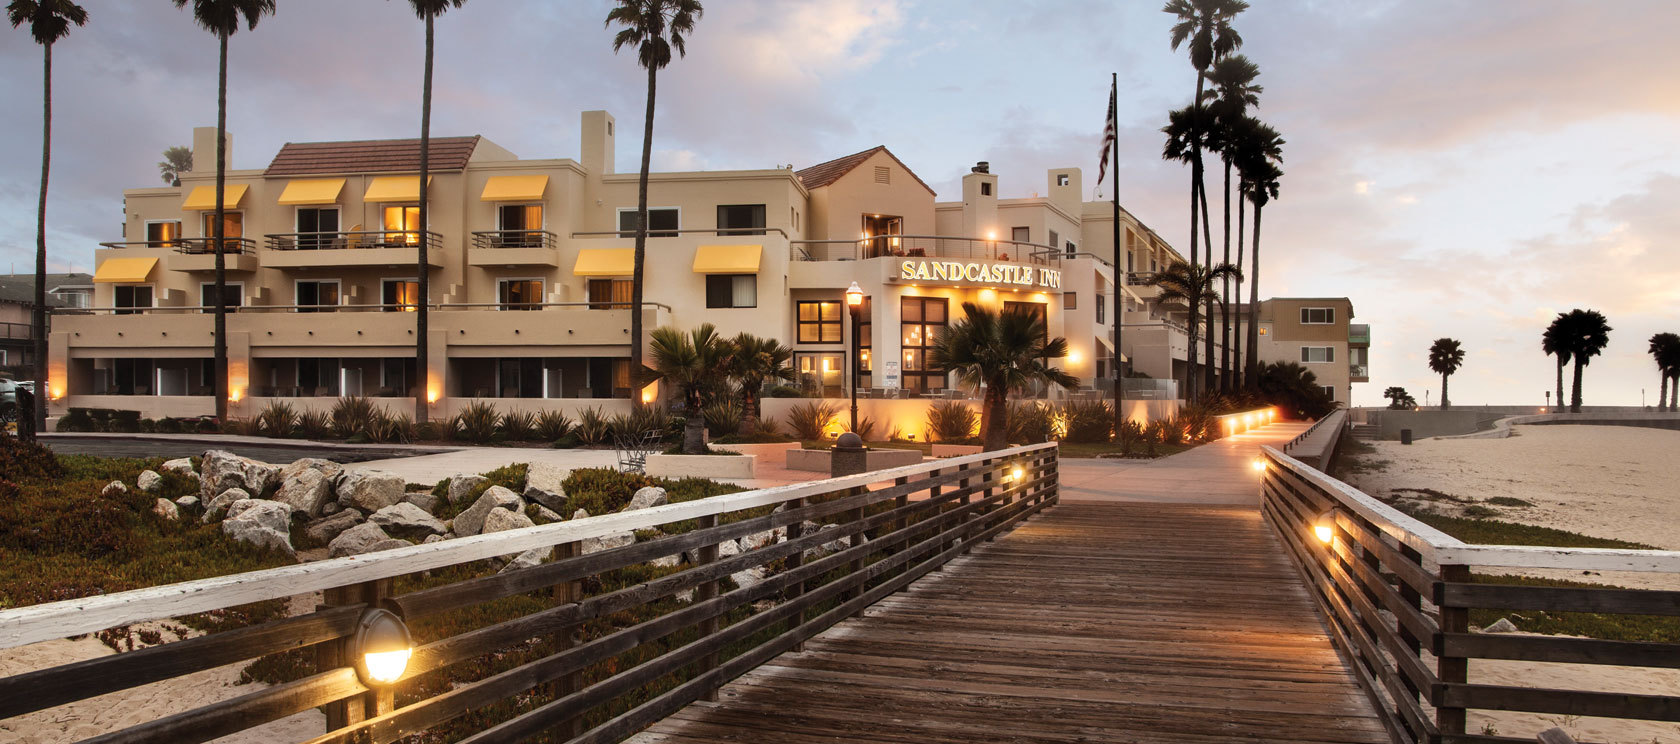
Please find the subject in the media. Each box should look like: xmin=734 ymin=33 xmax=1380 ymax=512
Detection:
xmin=548 ymin=539 xmax=584 ymax=739
xmin=844 ymin=487 xmax=866 ymax=614
xmin=958 ymin=461 xmax=975 ymax=555
xmin=1435 ymin=564 xmax=1471 ymax=737
xmin=892 ymin=475 xmax=910 ymax=586
xmin=696 ymin=515 xmax=720 ymax=702
xmin=1396 ymin=544 xmax=1426 ymax=715
xmin=927 ymin=468 xmax=945 ymax=571
xmin=784 ymin=497 xmax=806 ymax=652
xmin=318 ymin=578 xmax=392 ymax=729
xmin=980 ymin=456 xmax=998 ymax=544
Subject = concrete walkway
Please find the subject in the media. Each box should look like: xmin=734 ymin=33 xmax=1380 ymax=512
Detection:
xmin=1058 ymin=421 xmax=1307 ymax=505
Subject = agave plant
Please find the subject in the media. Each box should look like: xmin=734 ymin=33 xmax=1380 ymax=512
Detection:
xmin=458 ymin=401 xmax=500 ymax=444
xmin=785 ymin=400 xmax=840 ymax=440
xmin=371 ymin=412 xmax=414 ymax=444
xmin=499 ymin=409 xmax=538 ymax=442
xmin=256 ymin=401 xmax=296 ymax=439
xmin=925 ymin=400 xmax=979 ymax=443
xmin=535 ymin=409 xmax=574 ymax=441
xmin=574 ymin=406 xmax=611 ymax=445
xmin=330 ymin=396 xmax=381 ymax=439
xmin=702 ymin=399 xmax=744 ymax=438
xmin=295 ymin=409 xmax=332 ymax=440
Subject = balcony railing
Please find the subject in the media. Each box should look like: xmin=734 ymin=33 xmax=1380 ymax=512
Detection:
xmin=1349 ymin=323 xmax=1370 ymax=345
xmin=1126 ymin=272 xmax=1158 ymax=285
xmin=98 ymin=238 xmax=257 ymax=255
xmin=1 ymin=321 xmax=32 ymax=341
xmin=470 ymin=230 xmax=557 ymax=250
xmin=265 ymin=230 xmax=442 ymax=252
xmin=790 ymin=235 xmax=1062 ymax=265
xmin=53 ymin=300 xmax=674 ymax=316
xmin=1349 ymin=364 xmax=1369 ymax=378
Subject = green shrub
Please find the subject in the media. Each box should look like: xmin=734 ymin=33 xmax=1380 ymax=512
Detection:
xmin=499 ymin=410 xmax=538 ymax=442
xmin=137 ymin=418 xmax=157 ymax=434
xmin=926 ymin=401 xmax=978 ymax=442
xmin=551 ymin=432 xmax=582 ymax=449
xmin=786 ymin=400 xmax=840 ymax=440
xmin=222 ymin=418 xmax=251 ymax=436
xmin=56 ymin=408 xmax=94 ymax=432
xmin=330 ymin=397 xmax=379 ymax=439
xmin=154 ymin=417 xmax=183 ymax=434
xmin=1176 ymin=404 xmax=1217 ymax=443
xmin=1007 ymin=401 xmax=1055 ymax=444
xmin=371 ymin=413 xmax=414 ymax=444
xmin=256 ymin=401 xmax=297 ymax=439
xmin=1117 ymin=419 xmax=1145 ymax=452
xmin=702 ymin=399 xmax=743 ymax=438
xmin=765 ymin=385 xmax=802 ymax=398
xmin=574 ymin=406 xmax=610 ymax=445
xmin=295 ymin=410 xmax=331 ymax=440
xmin=195 ymin=417 xmax=220 ymax=434
xmin=413 ymin=421 xmax=442 ymax=441
xmin=855 ymin=416 xmax=877 ymax=441
xmin=0 ymin=436 xmax=64 ymax=481
xmin=534 ymin=410 xmax=573 ymax=441
xmin=1059 ymin=400 xmax=1112 ymax=444
xmin=756 ymin=414 xmax=781 ymax=436
xmin=110 ymin=410 xmax=141 ymax=433
xmin=453 ymin=401 xmax=497 ymax=444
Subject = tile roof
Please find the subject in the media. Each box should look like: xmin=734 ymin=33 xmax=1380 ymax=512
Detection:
xmin=264 ymin=136 xmax=481 ymax=177
xmin=795 ymin=146 xmax=936 ymax=196
xmin=0 ymin=273 xmax=92 ymax=307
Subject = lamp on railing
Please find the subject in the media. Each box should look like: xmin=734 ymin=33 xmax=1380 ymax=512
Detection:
xmin=1313 ymin=509 xmax=1338 ymax=545
xmin=353 ymin=608 xmax=413 ymax=686
xmin=1251 ymin=457 xmax=1267 ymax=473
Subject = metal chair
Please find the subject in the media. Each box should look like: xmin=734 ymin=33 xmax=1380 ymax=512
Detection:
xmin=615 ymin=428 xmax=665 ymax=474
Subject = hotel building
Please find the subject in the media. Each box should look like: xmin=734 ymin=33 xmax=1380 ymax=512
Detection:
xmin=50 ymin=111 xmax=1274 ymax=421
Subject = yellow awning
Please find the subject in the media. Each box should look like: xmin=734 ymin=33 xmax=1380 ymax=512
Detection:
xmin=93 ymin=257 xmax=159 ymax=284
xmin=573 ymin=248 xmax=636 ymax=277
xmin=181 ymin=184 xmax=248 ymax=211
xmin=363 ymin=176 xmax=430 ymax=203
xmin=691 ymin=244 xmax=762 ymax=274
xmin=277 ymin=178 xmax=346 ymax=205
xmin=480 ymin=175 xmax=548 ymax=202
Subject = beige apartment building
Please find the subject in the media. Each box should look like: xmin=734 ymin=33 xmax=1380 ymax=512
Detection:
xmin=50 ymin=110 xmax=1237 ymax=421
xmin=1221 ymin=298 xmax=1369 ymax=406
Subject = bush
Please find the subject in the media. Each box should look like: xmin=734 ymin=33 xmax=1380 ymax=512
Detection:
xmin=534 ymin=410 xmax=573 ymax=441
xmin=1007 ymin=401 xmax=1055 ymax=444
xmin=855 ymin=416 xmax=877 ymax=441
xmin=499 ymin=410 xmax=538 ymax=442
xmin=413 ymin=421 xmax=442 ymax=442
xmin=154 ymin=417 xmax=183 ymax=434
xmin=137 ymin=418 xmax=157 ymax=434
xmin=786 ymin=400 xmax=840 ymax=440
xmin=610 ymin=406 xmax=673 ymax=443
xmin=1176 ymin=403 xmax=1218 ymax=443
xmin=330 ymin=397 xmax=380 ymax=439
xmin=56 ymin=408 xmax=95 ymax=432
xmin=574 ymin=406 xmax=611 ymax=445
xmin=295 ymin=410 xmax=331 ymax=440
xmin=765 ymin=385 xmax=802 ymax=398
xmin=552 ymin=432 xmax=582 ymax=449
xmin=257 ymin=401 xmax=297 ymax=439
xmin=1059 ymin=400 xmax=1113 ymax=444
xmin=195 ymin=417 xmax=220 ymax=434
xmin=222 ymin=418 xmax=251 ymax=436
xmin=0 ymin=436 xmax=64 ymax=481
xmin=110 ymin=410 xmax=141 ymax=433
xmin=702 ymin=400 xmax=743 ymax=438
xmin=371 ymin=413 xmax=414 ymax=444
xmin=1117 ymin=419 xmax=1145 ymax=452
xmin=926 ymin=401 xmax=979 ymax=442
xmin=458 ymin=401 xmax=500 ymax=444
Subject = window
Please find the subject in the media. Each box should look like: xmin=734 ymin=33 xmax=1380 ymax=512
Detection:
xmin=980 ymin=181 xmax=992 ymax=196
xmin=146 ymin=221 xmax=181 ymax=248
xmin=200 ymin=282 xmax=243 ymax=312
xmin=295 ymin=280 xmax=340 ymax=312
xmin=1322 ymin=385 xmax=1336 ymax=400
xmin=383 ymin=206 xmax=422 ymax=245
xmin=1300 ymin=307 xmax=1336 ymax=324
xmin=794 ymin=352 xmax=844 ymax=398
xmin=1056 ymin=173 xmax=1070 ymax=187
xmin=1096 ymin=294 xmax=1106 ymax=324
xmin=1048 ymin=230 xmax=1059 ymax=252
xmin=1011 ymin=226 xmax=1029 ymax=243
xmin=900 ymin=296 xmax=948 ymax=391
xmin=297 ymin=358 xmax=341 ymax=396
xmin=856 ymin=296 xmax=872 ymax=387
xmin=1095 ymin=338 xmax=1113 ymax=380
xmin=296 ymin=207 xmax=340 ymax=250
xmin=498 ymin=279 xmax=543 ymax=310
xmin=381 ymin=358 xmax=417 ymax=397
xmin=1126 ymin=250 xmax=1134 ymax=272
xmin=382 ymin=279 xmax=419 ymax=312
xmin=1064 ymin=292 xmax=1077 ymax=310
xmin=587 ymin=278 xmax=632 ymax=310
xmin=497 ymin=204 xmax=544 ymax=246
xmin=861 ymin=214 xmax=903 ymax=257
xmin=1066 ymin=240 xmax=1077 ymax=257
xmin=797 ymin=301 xmax=842 ymax=343
xmin=201 ymin=211 xmax=243 ymax=239
xmin=617 ymin=207 xmax=679 ymax=238
xmin=706 ymin=274 xmax=756 ymax=308
xmin=716 ymin=204 xmax=766 ymax=236
xmin=114 ymin=285 xmax=153 ymax=315
xmin=1300 ymin=346 xmax=1335 ymax=363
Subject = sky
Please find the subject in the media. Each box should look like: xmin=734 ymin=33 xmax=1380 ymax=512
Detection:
xmin=2 ymin=0 xmax=1677 ymax=407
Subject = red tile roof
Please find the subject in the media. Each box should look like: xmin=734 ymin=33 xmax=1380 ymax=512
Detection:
xmin=264 ymin=136 xmax=481 ymax=177
xmin=795 ymin=146 xmax=936 ymax=196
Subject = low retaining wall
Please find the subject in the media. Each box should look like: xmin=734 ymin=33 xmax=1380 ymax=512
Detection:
xmin=785 ymin=447 xmax=925 ymax=473
xmin=1363 ymin=409 xmax=1506 ymax=440
xmin=760 ymin=397 xmax=1181 ymax=442
xmin=1439 ymin=411 xmax=1680 ymax=440
xmin=644 ymin=453 xmax=756 ymax=479
xmin=931 ymin=443 xmax=983 ymax=458
xmin=708 ymin=441 xmax=803 ymax=465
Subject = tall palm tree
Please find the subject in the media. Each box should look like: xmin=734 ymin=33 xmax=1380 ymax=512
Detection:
xmin=1554 ymin=309 xmax=1610 ymax=413
xmin=1204 ymin=55 xmax=1261 ymax=391
xmin=1147 ymin=258 xmax=1241 ymax=401
xmin=1427 ymin=338 xmax=1465 ymax=410
xmin=726 ymin=332 xmax=794 ymax=435
xmin=929 ymin=302 xmax=1078 ymax=452
xmin=1161 ymin=104 xmax=1214 ymax=398
xmin=649 ymin=323 xmax=732 ymax=454
xmin=1649 ymin=332 xmax=1680 ymax=412
xmin=158 ymin=145 xmax=192 ymax=186
xmin=1228 ymin=115 xmax=1282 ymax=388
xmin=174 ymin=0 xmax=274 ymax=423
xmin=1660 ymin=335 xmax=1680 ymax=411
xmin=1382 ymin=386 xmax=1416 ymax=410
xmin=10 ymin=0 xmax=87 ymax=436
xmin=407 ymin=0 xmax=465 ymax=422
xmin=607 ymin=0 xmax=702 ymax=402
xmin=1541 ymin=314 xmax=1571 ymax=410
xmin=1240 ymin=151 xmax=1281 ymax=389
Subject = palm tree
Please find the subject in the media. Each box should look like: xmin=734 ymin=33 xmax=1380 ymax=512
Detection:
xmin=929 ymin=302 xmax=1078 ymax=451
xmin=1161 ymin=104 xmax=1214 ymax=397
xmin=607 ymin=0 xmax=703 ymax=402
xmin=1382 ymin=386 xmax=1416 ymax=410
xmin=1240 ymin=150 xmax=1281 ymax=390
xmin=1554 ymin=309 xmax=1610 ymax=413
xmin=158 ymin=145 xmax=192 ymax=186
xmin=649 ymin=323 xmax=732 ymax=454
xmin=174 ymin=0 xmax=274 ymax=423
xmin=10 ymin=0 xmax=87 ymax=436
xmin=1649 ymin=333 xmax=1680 ymax=412
xmin=726 ymin=332 xmax=794 ymax=435
xmin=1427 ymin=338 xmax=1465 ymax=410
xmin=1541 ymin=314 xmax=1571 ymax=411
xmin=1204 ymin=55 xmax=1261 ymax=390
xmin=1147 ymin=258 xmax=1241 ymax=401
xmin=1660 ymin=335 xmax=1680 ymax=411
xmin=407 ymin=0 xmax=466 ymax=422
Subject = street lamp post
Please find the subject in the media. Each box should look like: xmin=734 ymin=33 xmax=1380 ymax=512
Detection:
xmin=845 ymin=281 xmax=864 ymax=433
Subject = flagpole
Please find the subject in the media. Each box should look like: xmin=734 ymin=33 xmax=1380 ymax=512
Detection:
xmin=1109 ymin=72 xmax=1126 ymax=447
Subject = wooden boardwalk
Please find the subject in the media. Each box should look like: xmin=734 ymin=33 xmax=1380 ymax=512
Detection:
xmin=630 ymin=501 xmax=1388 ymax=744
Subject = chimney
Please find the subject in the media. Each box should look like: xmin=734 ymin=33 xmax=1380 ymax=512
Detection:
xmin=961 ymin=166 xmax=999 ymax=242
xmin=1048 ymin=168 xmax=1082 ymax=215
xmin=580 ymin=110 xmax=615 ymax=176
xmin=191 ymin=126 xmax=231 ymax=174
xmin=971 ymin=161 xmax=990 ymax=174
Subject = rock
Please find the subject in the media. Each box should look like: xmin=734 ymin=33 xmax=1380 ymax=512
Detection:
xmin=446 ymin=474 xmax=488 ymax=505
xmin=423 ymin=534 xmax=445 ymax=544
xmin=499 ymin=547 xmax=551 ymax=573
xmin=202 ymin=487 xmax=251 ymax=522
xmin=1483 ymin=618 xmax=1519 ymax=634
xmin=402 ymin=491 xmax=441 ymax=514
xmin=804 ymin=524 xmax=852 ymax=559
xmin=221 ymin=500 xmax=295 ymax=557
xmin=137 ymin=470 xmax=163 ymax=493
xmin=151 ymin=498 xmax=178 ymax=521
xmin=650 ymin=554 xmax=681 ymax=569
xmin=482 ymin=508 xmax=536 ymax=534
xmin=718 ymin=539 xmax=742 ymax=559
xmin=199 ymin=450 xmax=280 ymax=501
xmin=363 ymin=538 xmax=413 ymax=554
xmin=582 ymin=531 xmax=635 ymax=555
xmin=530 ymin=504 xmax=563 ymax=524
xmin=329 ymin=522 xmax=394 ymax=558
xmin=161 ymin=457 xmax=197 ymax=478
xmin=370 ymin=503 xmax=447 ymax=540
xmin=623 ymin=486 xmax=669 ymax=512
xmin=454 ymin=486 xmax=523 ymax=537
xmin=101 ymin=481 xmax=128 ymax=499
xmin=730 ymin=567 xmax=769 ymax=590
xmin=523 ymin=463 xmax=570 ymax=511
xmin=174 ymin=495 xmax=200 ymax=509
xmin=675 ymin=588 xmax=695 ymax=603
xmin=741 ymin=528 xmax=786 ymax=551
xmin=305 ymin=509 xmax=364 ymax=544
xmin=273 ymin=459 xmax=342 ymax=517
xmin=571 ymin=509 xmax=591 ymax=520
xmin=336 ymin=470 xmax=406 ymax=513
xmin=322 ymin=501 xmax=342 ymax=516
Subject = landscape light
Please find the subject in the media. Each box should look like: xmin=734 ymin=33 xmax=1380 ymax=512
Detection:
xmin=1313 ymin=510 xmax=1338 ymax=545
xmin=353 ymin=608 xmax=413 ymax=686
xmin=228 ymin=388 xmax=243 ymax=403
xmin=1012 ymin=466 xmax=1025 ymax=482
xmin=1251 ymin=457 xmax=1267 ymax=472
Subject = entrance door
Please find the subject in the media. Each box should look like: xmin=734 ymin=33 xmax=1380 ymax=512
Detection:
xmin=794 ymin=352 xmax=845 ymax=398
xmin=861 ymin=214 xmax=903 ymax=258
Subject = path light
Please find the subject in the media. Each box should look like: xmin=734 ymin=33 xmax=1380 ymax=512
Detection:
xmin=1251 ymin=457 xmax=1267 ymax=472
xmin=354 ymin=608 xmax=413 ymax=686
xmin=1313 ymin=510 xmax=1338 ymax=545
xmin=1012 ymin=465 xmax=1025 ymax=482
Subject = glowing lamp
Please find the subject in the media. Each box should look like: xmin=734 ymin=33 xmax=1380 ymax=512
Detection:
xmin=353 ymin=608 xmax=413 ymax=686
xmin=1067 ymin=350 xmax=1082 ymax=364
xmin=49 ymin=386 xmax=64 ymax=400
xmin=986 ymin=230 xmax=997 ymax=241
xmin=228 ymin=388 xmax=243 ymax=403
xmin=1011 ymin=466 xmax=1025 ymax=482
xmin=1251 ymin=457 xmax=1267 ymax=472
xmin=1313 ymin=510 xmax=1337 ymax=545
xmin=845 ymin=281 xmax=864 ymax=307
xmin=426 ymin=389 xmax=439 ymax=405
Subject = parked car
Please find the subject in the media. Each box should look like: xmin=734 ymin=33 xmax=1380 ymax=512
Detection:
xmin=0 ymin=377 xmax=18 ymax=424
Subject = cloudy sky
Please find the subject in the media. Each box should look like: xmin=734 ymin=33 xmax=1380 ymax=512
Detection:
xmin=2 ymin=0 xmax=1676 ymax=407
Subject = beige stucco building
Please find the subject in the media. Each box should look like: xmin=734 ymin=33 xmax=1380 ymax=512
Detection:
xmin=51 ymin=111 xmax=1248 ymax=421
xmin=1223 ymin=297 xmax=1369 ymax=406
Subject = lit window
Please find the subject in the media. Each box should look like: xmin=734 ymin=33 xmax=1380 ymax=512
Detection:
xmin=201 ymin=211 xmax=243 ymax=239
xmin=797 ymin=301 xmax=841 ymax=343
xmin=146 ymin=221 xmax=181 ymax=248
xmin=498 ymin=279 xmax=542 ymax=310
xmin=383 ymin=206 xmax=421 ymax=245
xmin=382 ymin=280 xmax=419 ymax=312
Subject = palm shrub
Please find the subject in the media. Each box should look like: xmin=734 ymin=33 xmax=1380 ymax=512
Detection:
xmin=535 ymin=409 xmax=573 ymax=441
xmin=855 ymin=416 xmax=877 ymax=441
xmin=928 ymin=301 xmax=1078 ymax=450
xmin=726 ymin=333 xmax=794 ymax=434
xmin=926 ymin=400 xmax=979 ymax=443
xmin=329 ymin=397 xmax=380 ymax=439
xmin=457 ymin=401 xmax=499 ymax=443
xmin=1059 ymin=399 xmax=1113 ymax=443
xmin=786 ymin=400 xmax=840 ymax=440
xmin=1006 ymin=401 xmax=1055 ymax=444
xmin=702 ymin=399 xmax=743 ymax=438
xmin=649 ymin=323 xmax=734 ymax=454
xmin=574 ymin=406 xmax=611 ymax=445
xmin=256 ymin=401 xmax=296 ymax=438
xmin=295 ymin=410 xmax=331 ymax=439
xmin=499 ymin=409 xmax=538 ymax=441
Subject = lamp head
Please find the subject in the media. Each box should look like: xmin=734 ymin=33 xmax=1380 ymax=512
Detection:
xmin=845 ymin=281 xmax=864 ymax=307
xmin=1313 ymin=509 xmax=1337 ymax=545
xmin=353 ymin=608 xmax=413 ymax=686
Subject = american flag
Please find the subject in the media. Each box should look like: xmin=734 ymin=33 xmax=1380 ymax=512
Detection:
xmin=1096 ymin=82 xmax=1116 ymax=186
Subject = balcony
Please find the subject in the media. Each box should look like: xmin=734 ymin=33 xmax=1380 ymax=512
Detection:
xmin=790 ymin=235 xmax=1062 ymax=266
xmin=468 ymin=230 xmax=560 ymax=268
xmin=1349 ymin=324 xmax=1370 ymax=346
xmin=264 ymin=231 xmax=444 ymax=269
xmin=1350 ymin=363 xmax=1369 ymax=382
xmin=99 ymin=239 xmax=260 ymax=273
xmin=2 ymin=321 xmax=32 ymax=342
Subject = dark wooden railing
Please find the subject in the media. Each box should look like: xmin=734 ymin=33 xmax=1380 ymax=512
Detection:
xmin=1261 ymin=446 xmax=1680 ymax=744
xmin=266 ymin=230 xmax=442 ymax=252
xmin=471 ymin=229 xmax=557 ymax=250
xmin=0 ymin=443 xmax=1058 ymax=743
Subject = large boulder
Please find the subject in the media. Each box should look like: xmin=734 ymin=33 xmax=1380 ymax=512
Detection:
xmin=499 ymin=547 xmax=552 ymax=573
xmin=402 ymin=491 xmax=441 ymax=514
xmin=582 ymin=531 xmax=635 ymax=555
xmin=531 ymin=504 xmax=564 ymax=524
xmin=273 ymin=459 xmax=342 ymax=517
xmin=370 ymin=503 xmax=447 ymax=540
xmin=137 ymin=470 xmax=163 ymax=494
xmin=482 ymin=508 xmax=536 ymax=534
xmin=623 ymin=486 xmax=669 ymax=512
xmin=161 ymin=458 xmax=198 ymax=479
xmin=151 ymin=498 xmax=179 ymax=521
xmin=523 ymin=463 xmax=570 ymax=512
xmin=199 ymin=450 xmax=280 ymax=501
xmin=221 ymin=500 xmax=295 ymax=558
xmin=336 ymin=470 xmax=406 ymax=513
xmin=454 ymin=486 xmax=523 ymax=537
xmin=202 ymin=487 xmax=251 ymax=523
xmin=329 ymin=522 xmax=397 ymax=558
xmin=305 ymin=509 xmax=364 ymax=544
xmin=446 ymin=474 xmax=488 ymax=506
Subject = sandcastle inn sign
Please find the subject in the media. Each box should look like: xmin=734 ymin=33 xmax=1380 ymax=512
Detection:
xmin=898 ymin=260 xmax=1062 ymax=290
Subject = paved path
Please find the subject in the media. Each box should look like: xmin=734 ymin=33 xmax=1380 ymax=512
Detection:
xmin=1057 ymin=421 xmax=1307 ymax=505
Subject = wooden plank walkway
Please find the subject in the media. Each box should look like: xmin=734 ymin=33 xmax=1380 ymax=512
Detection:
xmin=629 ymin=501 xmax=1388 ymax=744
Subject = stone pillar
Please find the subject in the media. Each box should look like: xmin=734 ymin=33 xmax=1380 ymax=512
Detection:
xmin=830 ymin=432 xmax=868 ymax=477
